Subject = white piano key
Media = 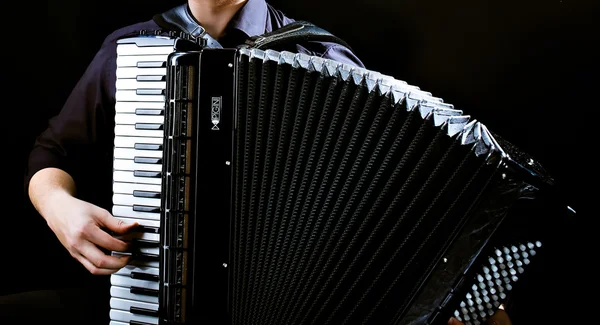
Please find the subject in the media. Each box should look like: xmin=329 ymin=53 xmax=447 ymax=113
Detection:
xmin=110 ymin=309 xmax=159 ymax=325
xmin=116 ymin=79 xmax=166 ymax=90
xmin=116 ymin=90 xmax=165 ymax=102
xmin=114 ymin=136 xmax=164 ymax=148
xmin=115 ymin=265 xmax=159 ymax=277
xmin=113 ymin=252 xmax=160 ymax=268
xmin=116 ymin=67 xmax=166 ymax=78
xmin=115 ymin=125 xmax=164 ymax=138
xmin=113 ymin=159 xmax=162 ymax=172
xmin=115 ymin=217 xmax=160 ymax=228
xmin=121 ymin=231 xmax=160 ymax=243
xmin=114 ymin=238 xmax=161 ymax=255
xmin=116 ymin=55 xmax=168 ymax=67
xmin=111 ymin=274 xmax=159 ymax=291
xmin=113 ymin=194 xmax=161 ymax=207
xmin=110 ymin=286 xmax=159 ymax=304
xmin=113 ymin=205 xmax=160 ymax=220
xmin=117 ymin=43 xmax=175 ymax=56
xmin=109 ymin=321 xmax=128 ymax=325
xmin=115 ymin=246 xmax=160 ymax=258
xmin=115 ymin=113 xmax=165 ymax=125
xmin=113 ymin=171 xmax=162 ymax=185
xmin=113 ymin=182 xmax=161 ymax=195
xmin=110 ymin=297 xmax=159 ymax=312
xmin=135 ymin=246 xmax=160 ymax=255
xmin=114 ymin=228 xmax=160 ymax=243
xmin=114 ymin=147 xmax=163 ymax=159
xmin=115 ymin=101 xmax=164 ymax=113
xmin=115 ymin=241 xmax=161 ymax=255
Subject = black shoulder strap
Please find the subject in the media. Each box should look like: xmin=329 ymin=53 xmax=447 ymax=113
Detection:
xmin=153 ymin=4 xmax=354 ymax=52
xmin=152 ymin=4 xmax=223 ymax=48
xmin=244 ymin=20 xmax=354 ymax=52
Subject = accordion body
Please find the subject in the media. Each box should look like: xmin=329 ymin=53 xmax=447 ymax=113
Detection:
xmin=109 ymin=31 xmax=573 ymax=325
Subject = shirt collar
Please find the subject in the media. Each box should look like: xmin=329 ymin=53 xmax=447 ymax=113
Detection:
xmin=227 ymin=0 xmax=269 ymax=38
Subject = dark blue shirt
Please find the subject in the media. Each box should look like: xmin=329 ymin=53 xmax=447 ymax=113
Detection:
xmin=26 ymin=0 xmax=364 ymax=208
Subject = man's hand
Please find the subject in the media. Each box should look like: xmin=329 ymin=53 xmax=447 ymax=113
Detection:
xmin=29 ymin=168 xmax=139 ymax=275
xmin=45 ymin=192 xmax=138 ymax=274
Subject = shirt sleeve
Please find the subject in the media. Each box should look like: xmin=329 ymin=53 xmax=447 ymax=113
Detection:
xmin=25 ymin=36 xmax=118 ymax=192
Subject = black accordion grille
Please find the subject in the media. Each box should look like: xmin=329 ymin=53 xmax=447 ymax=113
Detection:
xmin=231 ymin=49 xmax=505 ymax=325
xmin=161 ymin=51 xmax=199 ymax=324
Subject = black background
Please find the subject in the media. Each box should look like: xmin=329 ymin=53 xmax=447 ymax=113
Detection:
xmin=7 ymin=0 xmax=595 ymax=323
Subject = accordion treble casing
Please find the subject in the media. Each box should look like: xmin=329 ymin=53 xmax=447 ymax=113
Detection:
xmin=111 ymin=32 xmax=574 ymax=325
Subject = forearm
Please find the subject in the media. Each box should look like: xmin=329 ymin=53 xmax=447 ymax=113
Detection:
xmin=28 ymin=167 xmax=77 ymax=219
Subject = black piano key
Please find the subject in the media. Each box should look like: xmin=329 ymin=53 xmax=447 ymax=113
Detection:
xmin=133 ymin=190 xmax=161 ymax=198
xmin=134 ymin=143 xmax=162 ymax=150
xmin=136 ymin=89 xmax=165 ymax=95
xmin=130 ymin=306 xmax=159 ymax=317
xmin=132 ymin=238 xmax=160 ymax=248
xmin=136 ymin=75 xmax=165 ymax=82
xmin=138 ymin=225 xmax=160 ymax=234
xmin=134 ymin=252 xmax=159 ymax=262
xmin=130 ymin=271 xmax=159 ymax=281
xmin=133 ymin=205 xmax=160 ymax=213
xmin=133 ymin=170 xmax=161 ymax=178
xmin=130 ymin=286 xmax=159 ymax=297
xmin=135 ymin=109 xmax=163 ymax=115
xmin=134 ymin=157 xmax=162 ymax=164
xmin=130 ymin=321 xmax=154 ymax=325
xmin=137 ymin=61 xmax=165 ymax=68
xmin=135 ymin=123 xmax=163 ymax=130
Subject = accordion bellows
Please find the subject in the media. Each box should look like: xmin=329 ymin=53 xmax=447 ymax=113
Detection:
xmin=231 ymin=48 xmax=504 ymax=325
xmin=110 ymin=33 xmax=568 ymax=325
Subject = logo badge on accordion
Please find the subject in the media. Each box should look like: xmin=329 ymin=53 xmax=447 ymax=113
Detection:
xmin=211 ymin=96 xmax=222 ymax=130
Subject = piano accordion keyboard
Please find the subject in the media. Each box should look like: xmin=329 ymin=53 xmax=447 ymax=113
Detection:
xmin=110 ymin=33 xmax=176 ymax=325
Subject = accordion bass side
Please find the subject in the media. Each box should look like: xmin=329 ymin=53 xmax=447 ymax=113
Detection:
xmin=109 ymin=32 xmax=575 ymax=325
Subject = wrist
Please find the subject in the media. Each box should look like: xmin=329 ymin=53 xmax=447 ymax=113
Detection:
xmin=38 ymin=188 xmax=75 ymax=220
xmin=28 ymin=167 xmax=77 ymax=219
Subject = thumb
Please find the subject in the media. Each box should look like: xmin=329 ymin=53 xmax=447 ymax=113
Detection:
xmin=487 ymin=309 xmax=512 ymax=325
xmin=448 ymin=317 xmax=464 ymax=325
xmin=94 ymin=207 xmax=139 ymax=234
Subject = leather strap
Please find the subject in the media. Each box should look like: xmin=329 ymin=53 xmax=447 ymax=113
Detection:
xmin=153 ymin=4 xmax=223 ymax=48
xmin=243 ymin=20 xmax=353 ymax=52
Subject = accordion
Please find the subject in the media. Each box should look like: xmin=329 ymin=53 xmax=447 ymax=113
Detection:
xmin=109 ymin=30 xmax=574 ymax=325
